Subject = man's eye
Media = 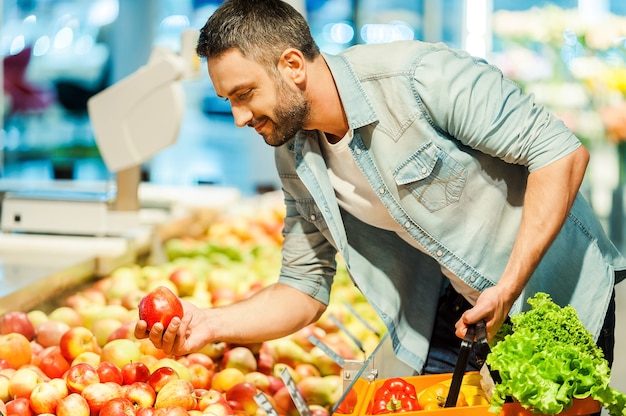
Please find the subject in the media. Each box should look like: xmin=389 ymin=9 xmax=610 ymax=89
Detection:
xmin=238 ymin=89 xmax=252 ymax=100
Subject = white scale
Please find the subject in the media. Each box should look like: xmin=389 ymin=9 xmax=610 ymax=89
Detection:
xmin=1 ymin=30 xmax=199 ymax=237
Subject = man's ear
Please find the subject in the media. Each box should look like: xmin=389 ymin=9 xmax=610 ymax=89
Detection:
xmin=278 ymin=48 xmax=306 ymax=84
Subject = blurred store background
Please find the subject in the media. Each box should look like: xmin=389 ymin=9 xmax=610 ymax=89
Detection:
xmin=1 ymin=0 xmax=626 ymax=238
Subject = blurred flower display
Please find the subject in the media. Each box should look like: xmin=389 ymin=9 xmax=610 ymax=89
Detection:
xmin=491 ymin=5 xmax=626 ymax=150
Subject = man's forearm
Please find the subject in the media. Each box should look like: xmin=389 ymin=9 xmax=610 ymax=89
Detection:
xmin=497 ymin=145 xmax=590 ymax=304
xmin=209 ymin=282 xmax=327 ymax=344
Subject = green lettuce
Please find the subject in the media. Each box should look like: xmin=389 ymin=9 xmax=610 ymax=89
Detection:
xmin=486 ymin=292 xmax=626 ymax=415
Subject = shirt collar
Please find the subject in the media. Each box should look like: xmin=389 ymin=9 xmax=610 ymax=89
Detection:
xmin=322 ymin=51 xmax=378 ymax=130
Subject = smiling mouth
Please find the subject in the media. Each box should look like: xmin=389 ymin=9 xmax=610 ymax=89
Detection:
xmin=251 ymin=119 xmax=267 ymax=134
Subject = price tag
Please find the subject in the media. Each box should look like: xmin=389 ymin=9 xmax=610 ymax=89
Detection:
xmin=344 ymin=302 xmax=381 ymax=337
xmin=328 ymin=313 xmax=365 ymax=353
xmin=254 ymin=391 xmax=279 ymax=416
xmin=280 ymin=366 xmax=312 ymax=416
xmin=307 ymin=335 xmax=344 ymax=367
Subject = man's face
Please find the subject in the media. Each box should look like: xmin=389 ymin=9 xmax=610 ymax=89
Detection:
xmin=208 ymin=49 xmax=309 ymax=147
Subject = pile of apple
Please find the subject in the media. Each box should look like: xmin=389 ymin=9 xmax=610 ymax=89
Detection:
xmin=0 ymin=199 xmax=386 ymax=416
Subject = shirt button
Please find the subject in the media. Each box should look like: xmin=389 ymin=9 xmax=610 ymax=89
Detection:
xmin=310 ymin=214 xmax=316 ymax=221
xmin=355 ymin=148 xmax=362 ymax=155
xmin=421 ymin=167 xmax=428 ymax=174
xmin=436 ymin=250 xmax=443 ymax=257
xmin=404 ymin=221 xmax=411 ymax=229
xmin=379 ymin=188 xmax=385 ymax=194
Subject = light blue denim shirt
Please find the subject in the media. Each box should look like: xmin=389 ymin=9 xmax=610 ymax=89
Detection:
xmin=275 ymin=40 xmax=626 ymax=372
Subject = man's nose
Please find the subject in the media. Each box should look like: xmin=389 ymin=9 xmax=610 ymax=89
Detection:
xmin=231 ymin=105 xmax=253 ymax=128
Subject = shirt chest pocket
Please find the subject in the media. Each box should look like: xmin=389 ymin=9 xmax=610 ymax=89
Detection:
xmin=393 ymin=142 xmax=467 ymax=212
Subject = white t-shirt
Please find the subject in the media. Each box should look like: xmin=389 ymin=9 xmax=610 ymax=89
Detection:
xmin=318 ymin=130 xmax=481 ymax=305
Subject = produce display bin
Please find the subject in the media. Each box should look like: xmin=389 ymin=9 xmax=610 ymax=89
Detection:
xmin=338 ymin=373 xmax=601 ymax=416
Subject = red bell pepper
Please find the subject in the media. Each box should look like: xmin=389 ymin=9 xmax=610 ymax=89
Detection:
xmin=371 ymin=378 xmax=421 ymax=414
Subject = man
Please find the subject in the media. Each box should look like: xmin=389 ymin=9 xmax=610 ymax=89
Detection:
xmin=135 ymin=0 xmax=625 ymax=375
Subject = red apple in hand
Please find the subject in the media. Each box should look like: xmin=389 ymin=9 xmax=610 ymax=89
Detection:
xmin=0 ymin=311 xmax=36 ymax=341
xmin=138 ymin=286 xmax=183 ymax=330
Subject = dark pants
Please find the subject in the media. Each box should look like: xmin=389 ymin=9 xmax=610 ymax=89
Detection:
xmin=423 ymin=285 xmax=616 ymax=416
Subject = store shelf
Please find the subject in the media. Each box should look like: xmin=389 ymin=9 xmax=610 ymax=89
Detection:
xmin=0 ymin=250 xmax=96 ymax=315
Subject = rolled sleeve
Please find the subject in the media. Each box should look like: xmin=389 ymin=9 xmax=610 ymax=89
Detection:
xmin=276 ymin=192 xmax=336 ymax=306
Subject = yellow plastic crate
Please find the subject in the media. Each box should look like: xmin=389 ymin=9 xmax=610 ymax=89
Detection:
xmin=337 ymin=373 xmax=601 ymax=416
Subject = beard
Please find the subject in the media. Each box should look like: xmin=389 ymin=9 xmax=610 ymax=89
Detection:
xmin=258 ymin=76 xmax=310 ymax=147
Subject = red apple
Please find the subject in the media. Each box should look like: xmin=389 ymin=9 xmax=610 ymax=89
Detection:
xmin=136 ymin=408 xmax=165 ymax=416
xmin=169 ymin=268 xmax=197 ymax=297
xmin=122 ymin=361 xmax=151 ymax=385
xmin=97 ymin=361 xmax=124 ymax=384
xmin=56 ymin=392 xmax=90 ymax=416
xmin=197 ymin=388 xmax=231 ymax=412
xmin=138 ymin=286 xmax=184 ymax=330
xmin=154 ymin=379 xmax=196 ymax=410
xmin=162 ymin=405 xmax=193 ymax=416
xmin=0 ymin=333 xmax=32 ymax=369
xmin=100 ymin=338 xmax=141 ymax=369
xmin=59 ymin=326 xmax=101 ymax=362
xmin=225 ymin=381 xmax=259 ymax=415
xmin=38 ymin=346 xmax=71 ymax=379
xmin=8 ymin=368 xmax=43 ymax=399
xmin=148 ymin=366 xmax=179 ymax=393
xmin=35 ymin=320 xmax=71 ymax=348
xmin=65 ymin=362 xmax=100 ymax=394
xmin=186 ymin=352 xmax=215 ymax=371
xmin=81 ymin=381 xmax=123 ymax=414
xmin=29 ymin=382 xmax=62 ymax=414
xmin=0 ymin=358 xmax=10 ymax=371
xmin=106 ymin=321 xmax=137 ymax=343
xmin=124 ymin=381 xmax=156 ymax=409
xmin=5 ymin=397 xmax=34 ymax=416
xmin=188 ymin=363 xmax=213 ymax=390
xmin=273 ymin=385 xmax=299 ymax=416
xmin=99 ymin=397 xmax=136 ymax=416
xmin=222 ymin=346 xmax=258 ymax=374
xmin=0 ymin=311 xmax=36 ymax=341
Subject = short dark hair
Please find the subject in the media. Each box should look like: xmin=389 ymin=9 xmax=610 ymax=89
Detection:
xmin=196 ymin=0 xmax=320 ymax=69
